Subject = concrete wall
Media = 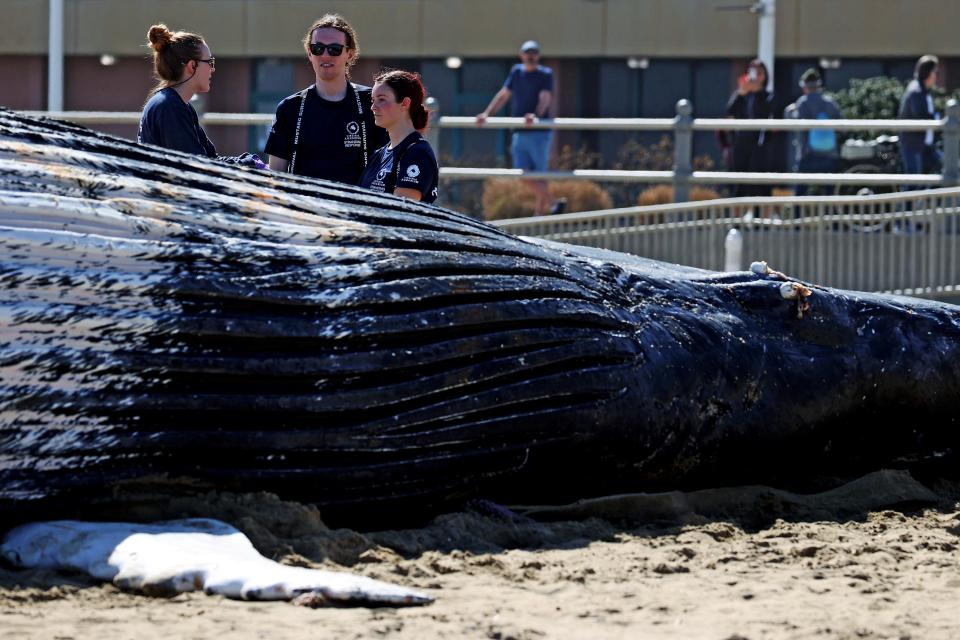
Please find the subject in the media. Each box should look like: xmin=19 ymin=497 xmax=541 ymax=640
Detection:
xmin=0 ymin=56 xmax=47 ymax=109
xmin=3 ymin=0 xmax=959 ymax=57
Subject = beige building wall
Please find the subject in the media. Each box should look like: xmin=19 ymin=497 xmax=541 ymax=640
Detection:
xmin=2 ymin=0 xmax=958 ymax=58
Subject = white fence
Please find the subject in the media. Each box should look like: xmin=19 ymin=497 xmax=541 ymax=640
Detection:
xmin=491 ymin=188 xmax=960 ymax=300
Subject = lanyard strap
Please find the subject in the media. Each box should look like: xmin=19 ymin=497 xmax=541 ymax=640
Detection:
xmin=288 ymin=84 xmax=369 ymax=174
xmin=287 ymin=88 xmax=309 ymax=174
xmin=351 ymin=83 xmax=369 ymax=168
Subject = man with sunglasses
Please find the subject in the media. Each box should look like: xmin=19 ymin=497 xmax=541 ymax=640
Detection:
xmin=477 ymin=40 xmax=565 ymax=216
xmin=264 ymin=14 xmax=386 ymax=184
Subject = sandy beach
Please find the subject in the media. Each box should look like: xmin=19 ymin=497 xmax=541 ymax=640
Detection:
xmin=2 ymin=471 xmax=959 ymax=640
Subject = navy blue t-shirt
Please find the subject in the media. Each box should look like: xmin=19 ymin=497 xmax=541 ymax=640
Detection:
xmin=359 ymin=132 xmax=439 ymax=204
xmin=138 ymin=88 xmax=217 ymax=157
xmin=504 ymin=64 xmax=554 ymax=117
xmin=264 ymin=83 xmax=387 ymax=185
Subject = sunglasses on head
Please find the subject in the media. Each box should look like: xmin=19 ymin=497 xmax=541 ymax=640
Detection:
xmin=309 ymin=42 xmax=345 ymax=57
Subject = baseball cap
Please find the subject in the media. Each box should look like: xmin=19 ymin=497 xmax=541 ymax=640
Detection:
xmin=799 ymin=68 xmax=821 ymax=87
xmin=520 ymin=40 xmax=540 ymax=53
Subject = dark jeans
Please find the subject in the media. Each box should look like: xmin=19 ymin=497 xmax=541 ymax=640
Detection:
xmin=794 ymin=154 xmax=838 ymax=197
xmin=730 ymin=142 xmax=772 ymax=198
xmin=901 ymin=146 xmax=942 ymax=191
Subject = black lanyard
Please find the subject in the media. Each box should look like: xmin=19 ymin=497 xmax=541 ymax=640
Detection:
xmin=288 ymin=83 xmax=368 ymax=174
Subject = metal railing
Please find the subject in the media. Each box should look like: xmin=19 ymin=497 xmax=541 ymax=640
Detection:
xmin=23 ymin=99 xmax=960 ymax=202
xmin=491 ymin=187 xmax=960 ymax=300
xmin=435 ymin=98 xmax=960 ymax=201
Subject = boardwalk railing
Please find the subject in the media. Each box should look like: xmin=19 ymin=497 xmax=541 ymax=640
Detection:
xmin=23 ymin=99 xmax=960 ymax=202
xmin=491 ymin=187 xmax=960 ymax=300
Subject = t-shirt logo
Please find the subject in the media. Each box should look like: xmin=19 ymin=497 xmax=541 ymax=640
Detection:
xmin=406 ymin=164 xmax=420 ymax=178
xmin=376 ymin=167 xmax=389 ymax=182
xmin=344 ymin=121 xmax=362 ymax=148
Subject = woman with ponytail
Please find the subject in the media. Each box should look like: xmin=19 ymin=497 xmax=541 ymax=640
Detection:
xmin=359 ymin=70 xmax=439 ymax=203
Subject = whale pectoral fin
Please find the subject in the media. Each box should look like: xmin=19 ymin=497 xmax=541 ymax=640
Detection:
xmin=235 ymin=565 xmax=434 ymax=605
xmin=1 ymin=519 xmax=433 ymax=606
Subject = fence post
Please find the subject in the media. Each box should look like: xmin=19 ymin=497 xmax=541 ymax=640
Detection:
xmin=943 ymin=99 xmax=960 ymax=187
xmin=724 ymin=228 xmax=743 ymax=272
xmin=425 ymin=96 xmax=441 ymax=154
xmin=673 ymin=99 xmax=693 ymax=203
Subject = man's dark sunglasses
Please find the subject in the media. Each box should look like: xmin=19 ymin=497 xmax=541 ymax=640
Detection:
xmin=309 ymin=42 xmax=345 ymax=57
xmin=522 ymin=49 xmax=539 ymax=55
xmin=197 ymin=57 xmax=215 ymax=70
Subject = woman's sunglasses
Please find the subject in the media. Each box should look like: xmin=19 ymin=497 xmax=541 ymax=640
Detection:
xmin=309 ymin=42 xmax=345 ymax=57
xmin=197 ymin=57 xmax=216 ymax=70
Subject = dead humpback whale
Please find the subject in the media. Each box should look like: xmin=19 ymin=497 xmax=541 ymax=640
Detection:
xmin=1 ymin=106 xmax=960 ymax=522
xmin=1 ymin=106 xmax=960 ymax=604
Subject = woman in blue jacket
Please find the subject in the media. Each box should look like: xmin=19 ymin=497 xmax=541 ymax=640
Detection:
xmin=138 ymin=24 xmax=217 ymax=156
xmin=138 ymin=24 xmax=264 ymax=168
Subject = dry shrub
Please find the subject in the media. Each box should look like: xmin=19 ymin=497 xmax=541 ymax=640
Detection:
xmin=481 ymin=179 xmax=530 ymax=221
xmin=482 ymin=179 xmax=613 ymax=221
xmin=555 ymin=137 xmax=719 ymax=207
xmin=552 ymin=180 xmax=613 ymax=213
xmin=637 ymin=185 xmax=721 ymax=206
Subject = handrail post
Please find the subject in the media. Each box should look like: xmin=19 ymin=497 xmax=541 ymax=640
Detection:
xmin=673 ymin=99 xmax=693 ymax=203
xmin=724 ymin=227 xmax=743 ymax=272
xmin=425 ymin=97 xmax=441 ymax=155
xmin=943 ymin=99 xmax=960 ymax=187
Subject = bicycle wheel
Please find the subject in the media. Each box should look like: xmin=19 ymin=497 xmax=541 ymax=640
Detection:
xmin=832 ymin=164 xmax=890 ymax=232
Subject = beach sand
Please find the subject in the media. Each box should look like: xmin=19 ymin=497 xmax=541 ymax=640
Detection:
xmin=2 ymin=471 xmax=959 ymax=640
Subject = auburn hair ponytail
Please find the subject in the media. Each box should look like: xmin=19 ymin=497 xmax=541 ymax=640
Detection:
xmin=374 ymin=69 xmax=430 ymax=132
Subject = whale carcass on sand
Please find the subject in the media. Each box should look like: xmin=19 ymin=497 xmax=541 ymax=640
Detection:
xmin=1 ymin=108 xmax=959 ymax=602
xmin=2 ymin=107 xmax=960 ymax=517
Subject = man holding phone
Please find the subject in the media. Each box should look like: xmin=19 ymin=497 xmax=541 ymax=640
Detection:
xmin=265 ymin=14 xmax=387 ymax=184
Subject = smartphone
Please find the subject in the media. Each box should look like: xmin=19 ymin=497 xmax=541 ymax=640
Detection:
xmin=747 ymin=68 xmax=758 ymax=82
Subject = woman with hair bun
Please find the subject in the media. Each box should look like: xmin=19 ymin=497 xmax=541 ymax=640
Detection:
xmin=359 ymin=70 xmax=439 ymax=203
xmin=139 ymin=24 xmax=264 ymax=167
xmin=138 ymin=24 xmax=218 ymax=156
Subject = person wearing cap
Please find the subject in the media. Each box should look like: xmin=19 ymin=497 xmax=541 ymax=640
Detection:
xmin=898 ymin=55 xmax=942 ymax=177
xmin=477 ymin=40 xmax=566 ymax=216
xmin=786 ymin=68 xmax=842 ymax=196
